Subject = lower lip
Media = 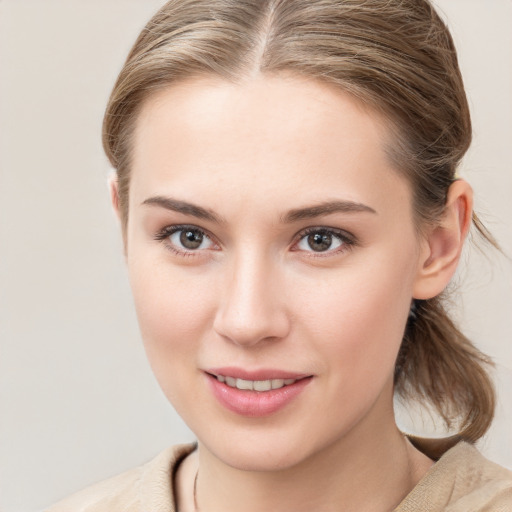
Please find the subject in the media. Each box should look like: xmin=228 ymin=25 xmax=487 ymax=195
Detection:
xmin=206 ymin=374 xmax=312 ymax=417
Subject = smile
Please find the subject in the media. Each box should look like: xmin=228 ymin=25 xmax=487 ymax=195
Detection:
xmin=206 ymin=370 xmax=313 ymax=416
xmin=214 ymin=374 xmax=299 ymax=391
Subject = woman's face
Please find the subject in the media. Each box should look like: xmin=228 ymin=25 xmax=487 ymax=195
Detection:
xmin=123 ymin=75 xmax=428 ymax=471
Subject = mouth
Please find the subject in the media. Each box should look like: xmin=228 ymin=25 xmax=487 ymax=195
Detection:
xmin=204 ymin=368 xmax=313 ymax=417
xmin=210 ymin=374 xmax=302 ymax=392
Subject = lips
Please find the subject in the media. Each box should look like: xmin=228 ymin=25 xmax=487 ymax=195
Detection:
xmin=205 ymin=367 xmax=313 ymax=417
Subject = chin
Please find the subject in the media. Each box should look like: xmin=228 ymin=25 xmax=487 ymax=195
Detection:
xmin=210 ymin=442 xmax=309 ymax=472
xmin=195 ymin=421 xmax=339 ymax=473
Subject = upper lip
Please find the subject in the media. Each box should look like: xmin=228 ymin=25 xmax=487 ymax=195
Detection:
xmin=205 ymin=367 xmax=311 ymax=381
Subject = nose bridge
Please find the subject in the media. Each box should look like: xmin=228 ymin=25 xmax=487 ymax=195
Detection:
xmin=213 ymin=245 xmax=289 ymax=346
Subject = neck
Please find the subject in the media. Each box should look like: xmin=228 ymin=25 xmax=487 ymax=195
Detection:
xmin=190 ymin=418 xmax=432 ymax=512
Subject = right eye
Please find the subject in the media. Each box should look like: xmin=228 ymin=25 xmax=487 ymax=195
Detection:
xmin=155 ymin=225 xmax=217 ymax=255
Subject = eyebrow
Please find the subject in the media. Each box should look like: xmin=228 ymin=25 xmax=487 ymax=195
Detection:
xmin=283 ymin=200 xmax=377 ymax=223
xmin=142 ymin=196 xmax=376 ymax=224
xmin=142 ymin=196 xmax=224 ymax=223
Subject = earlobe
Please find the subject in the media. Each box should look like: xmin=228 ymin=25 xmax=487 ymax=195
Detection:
xmin=413 ymin=179 xmax=473 ymax=300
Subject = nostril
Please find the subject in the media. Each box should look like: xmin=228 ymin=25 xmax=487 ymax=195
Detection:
xmin=213 ymin=309 xmax=290 ymax=347
xmin=213 ymin=261 xmax=291 ymax=345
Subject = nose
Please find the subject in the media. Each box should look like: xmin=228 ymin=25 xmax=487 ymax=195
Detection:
xmin=213 ymin=250 xmax=291 ymax=347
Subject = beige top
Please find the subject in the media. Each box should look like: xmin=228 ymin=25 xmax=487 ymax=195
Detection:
xmin=46 ymin=441 xmax=512 ymax=512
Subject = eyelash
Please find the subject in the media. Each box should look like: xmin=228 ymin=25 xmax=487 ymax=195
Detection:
xmin=154 ymin=224 xmax=218 ymax=258
xmin=154 ymin=224 xmax=357 ymax=257
xmin=292 ymin=227 xmax=356 ymax=257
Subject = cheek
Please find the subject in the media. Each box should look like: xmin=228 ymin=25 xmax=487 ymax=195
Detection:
xmin=127 ymin=253 xmax=217 ymax=382
xmin=295 ymin=250 xmax=416 ymax=382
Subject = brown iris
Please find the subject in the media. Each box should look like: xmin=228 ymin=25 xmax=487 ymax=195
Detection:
xmin=180 ymin=229 xmax=204 ymax=249
xmin=307 ymin=232 xmax=333 ymax=252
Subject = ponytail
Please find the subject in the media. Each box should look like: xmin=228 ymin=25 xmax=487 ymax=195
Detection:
xmin=395 ymin=295 xmax=495 ymax=442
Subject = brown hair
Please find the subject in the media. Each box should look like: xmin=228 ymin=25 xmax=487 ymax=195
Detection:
xmin=103 ymin=0 xmax=495 ymax=442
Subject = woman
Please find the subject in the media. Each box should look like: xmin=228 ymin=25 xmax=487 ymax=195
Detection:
xmin=48 ymin=0 xmax=512 ymax=510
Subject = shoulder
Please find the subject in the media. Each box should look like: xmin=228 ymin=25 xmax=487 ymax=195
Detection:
xmin=45 ymin=443 xmax=196 ymax=512
xmin=397 ymin=441 xmax=512 ymax=512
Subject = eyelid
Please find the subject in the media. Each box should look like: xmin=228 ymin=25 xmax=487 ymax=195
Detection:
xmin=154 ymin=224 xmax=220 ymax=255
xmin=291 ymin=226 xmax=357 ymax=255
xmin=154 ymin=223 xmax=356 ymax=258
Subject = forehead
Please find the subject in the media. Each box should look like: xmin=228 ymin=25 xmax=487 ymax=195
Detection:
xmin=130 ymin=74 xmax=411 ymax=218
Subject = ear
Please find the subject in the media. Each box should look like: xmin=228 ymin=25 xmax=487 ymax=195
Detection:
xmin=108 ymin=172 xmax=122 ymax=222
xmin=413 ymin=179 xmax=473 ymax=299
xmin=108 ymin=172 xmax=128 ymax=254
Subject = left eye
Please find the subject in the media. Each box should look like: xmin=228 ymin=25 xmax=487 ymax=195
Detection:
xmin=296 ymin=229 xmax=346 ymax=253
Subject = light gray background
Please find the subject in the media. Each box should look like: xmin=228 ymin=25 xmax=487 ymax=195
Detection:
xmin=0 ymin=1 xmax=511 ymax=511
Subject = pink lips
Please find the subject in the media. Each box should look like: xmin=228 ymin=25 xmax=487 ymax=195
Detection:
xmin=205 ymin=367 xmax=313 ymax=417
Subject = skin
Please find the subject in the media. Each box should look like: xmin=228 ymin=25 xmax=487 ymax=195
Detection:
xmin=111 ymin=74 xmax=473 ymax=512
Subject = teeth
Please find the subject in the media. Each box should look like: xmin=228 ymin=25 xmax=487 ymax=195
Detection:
xmin=271 ymin=379 xmax=284 ymax=389
xmin=216 ymin=375 xmax=298 ymax=391
xmin=254 ymin=380 xmax=271 ymax=391
xmin=237 ymin=379 xmax=253 ymax=390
